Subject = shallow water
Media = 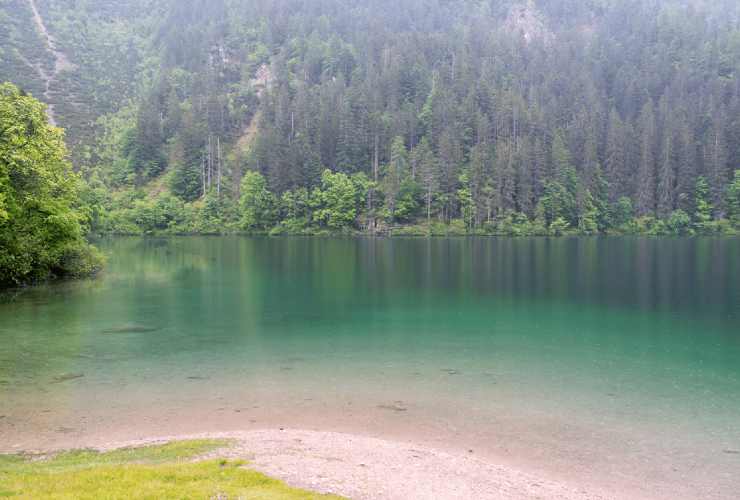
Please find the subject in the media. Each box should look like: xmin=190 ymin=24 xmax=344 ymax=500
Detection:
xmin=1 ymin=237 xmax=739 ymax=498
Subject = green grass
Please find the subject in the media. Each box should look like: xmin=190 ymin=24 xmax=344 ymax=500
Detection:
xmin=0 ymin=440 xmax=342 ymax=499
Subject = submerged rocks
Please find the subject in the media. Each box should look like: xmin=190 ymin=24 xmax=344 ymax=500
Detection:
xmin=102 ymin=324 xmax=160 ymax=334
xmin=51 ymin=373 xmax=84 ymax=383
xmin=377 ymin=401 xmax=408 ymax=412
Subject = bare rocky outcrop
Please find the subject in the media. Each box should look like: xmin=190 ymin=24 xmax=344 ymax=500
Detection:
xmin=250 ymin=64 xmax=274 ymax=97
xmin=504 ymin=0 xmax=553 ymax=45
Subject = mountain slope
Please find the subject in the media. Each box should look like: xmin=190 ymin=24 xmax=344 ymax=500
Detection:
xmin=2 ymin=0 xmax=739 ymax=235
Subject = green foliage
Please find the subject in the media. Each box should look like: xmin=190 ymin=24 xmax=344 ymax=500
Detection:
xmin=591 ymin=167 xmax=612 ymax=231
xmin=540 ymin=178 xmax=578 ymax=228
xmin=191 ymin=194 xmax=236 ymax=234
xmin=169 ymin=106 xmax=207 ymax=202
xmin=94 ymin=105 xmax=138 ymax=187
xmin=486 ymin=211 xmax=544 ymax=236
xmin=612 ymin=197 xmax=635 ymax=229
xmin=693 ymin=176 xmax=715 ymax=234
xmin=381 ymin=136 xmax=419 ymax=222
xmin=393 ymin=178 xmax=420 ymax=222
xmin=313 ymin=169 xmax=359 ymax=230
xmin=665 ymin=209 xmax=693 ymax=235
xmin=578 ymin=192 xmax=600 ymax=235
xmin=126 ymin=100 xmax=167 ymax=182
xmin=274 ymin=187 xmax=311 ymax=233
xmin=551 ymin=132 xmax=573 ymax=179
xmin=457 ymin=186 xmax=474 ymax=228
xmin=549 ymin=217 xmax=571 ymax=236
xmin=240 ymin=170 xmax=276 ymax=231
xmin=0 ymin=83 xmax=102 ymax=286
xmin=727 ymin=170 xmax=740 ymax=227
xmin=457 ymin=169 xmax=475 ymax=229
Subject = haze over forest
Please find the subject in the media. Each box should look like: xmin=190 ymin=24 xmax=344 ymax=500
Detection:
xmin=2 ymin=4 xmax=740 ymax=499
xmin=2 ymin=0 xmax=740 ymax=239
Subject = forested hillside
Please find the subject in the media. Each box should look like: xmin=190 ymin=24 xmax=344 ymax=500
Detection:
xmin=2 ymin=0 xmax=740 ymax=235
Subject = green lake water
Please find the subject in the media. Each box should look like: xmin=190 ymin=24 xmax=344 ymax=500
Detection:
xmin=1 ymin=236 xmax=739 ymax=499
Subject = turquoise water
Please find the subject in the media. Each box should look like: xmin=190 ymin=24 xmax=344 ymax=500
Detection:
xmin=1 ymin=237 xmax=739 ymax=498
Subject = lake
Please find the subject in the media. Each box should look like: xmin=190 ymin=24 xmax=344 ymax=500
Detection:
xmin=1 ymin=236 xmax=739 ymax=499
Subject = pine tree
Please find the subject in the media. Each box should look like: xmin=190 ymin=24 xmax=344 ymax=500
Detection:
xmin=382 ymin=136 xmax=408 ymax=219
xmin=170 ymin=107 xmax=205 ymax=202
xmin=657 ymin=119 xmax=677 ymax=217
xmin=438 ymin=128 xmax=461 ymax=221
xmin=516 ymin=138 xmax=534 ymax=217
xmin=550 ymin=131 xmax=580 ymax=226
xmin=704 ymin=115 xmax=729 ymax=216
xmin=415 ymin=138 xmax=439 ymax=225
xmin=675 ymin=120 xmax=696 ymax=213
xmin=693 ymin=176 xmax=714 ymax=233
xmin=604 ymin=108 xmax=627 ymax=202
xmin=468 ymin=142 xmax=492 ymax=226
xmin=636 ymin=101 xmax=657 ymax=215
xmin=129 ymin=95 xmax=166 ymax=182
xmin=494 ymin=139 xmax=516 ymax=215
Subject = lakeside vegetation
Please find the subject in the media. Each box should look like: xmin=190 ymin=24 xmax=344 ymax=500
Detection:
xmin=3 ymin=0 xmax=740 ymax=283
xmin=0 ymin=439 xmax=341 ymax=499
xmin=0 ymin=84 xmax=737 ymax=288
xmin=0 ymin=83 xmax=102 ymax=287
xmin=94 ymin=167 xmax=740 ymax=236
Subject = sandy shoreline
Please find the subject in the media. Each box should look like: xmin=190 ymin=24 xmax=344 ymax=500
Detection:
xmin=87 ymin=428 xmax=610 ymax=500
xmin=4 ymin=390 xmax=736 ymax=499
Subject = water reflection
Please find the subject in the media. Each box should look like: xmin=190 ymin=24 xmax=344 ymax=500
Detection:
xmin=1 ymin=236 xmax=739 ymax=498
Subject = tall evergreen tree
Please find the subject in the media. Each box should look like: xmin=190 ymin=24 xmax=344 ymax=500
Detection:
xmin=636 ymin=101 xmax=657 ymax=215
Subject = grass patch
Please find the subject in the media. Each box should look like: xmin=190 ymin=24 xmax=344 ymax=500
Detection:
xmin=0 ymin=440 xmax=342 ymax=499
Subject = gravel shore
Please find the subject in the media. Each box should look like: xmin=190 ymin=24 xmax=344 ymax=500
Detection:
xmin=102 ymin=429 xmax=610 ymax=500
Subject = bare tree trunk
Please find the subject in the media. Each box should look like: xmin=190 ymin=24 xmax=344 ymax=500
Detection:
xmin=370 ymin=133 xmax=380 ymax=234
xmin=201 ymin=154 xmax=206 ymax=197
xmin=513 ymin=103 xmax=519 ymax=152
xmin=427 ymin=189 xmax=431 ymax=225
xmin=207 ymin=135 xmax=212 ymax=191
xmin=216 ymin=136 xmax=221 ymax=197
xmin=373 ymin=134 xmax=379 ymax=183
xmin=411 ymin=146 xmax=416 ymax=180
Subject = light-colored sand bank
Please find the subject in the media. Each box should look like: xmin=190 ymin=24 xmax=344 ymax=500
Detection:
xmin=96 ymin=429 xmax=609 ymax=500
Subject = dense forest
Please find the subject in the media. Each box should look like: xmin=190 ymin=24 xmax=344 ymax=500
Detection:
xmin=2 ymin=0 xmax=740 ymax=239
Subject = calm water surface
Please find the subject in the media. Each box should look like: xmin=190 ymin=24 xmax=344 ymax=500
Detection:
xmin=1 ymin=237 xmax=739 ymax=499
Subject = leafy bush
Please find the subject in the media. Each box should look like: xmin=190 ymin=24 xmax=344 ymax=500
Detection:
xmin=0 ymin=83 xmax=102 ymax=286
xmin=665 ymin=210 xmax=693 ymax=235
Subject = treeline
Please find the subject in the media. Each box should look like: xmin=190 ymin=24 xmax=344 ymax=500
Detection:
xmin=4 ymin=0 xmax=740 ymax=236
xmin=90 ymin=166 xmax=740 ymax=236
